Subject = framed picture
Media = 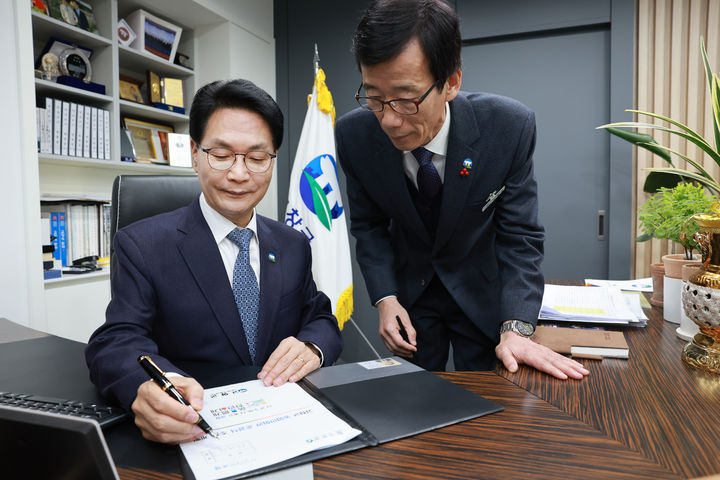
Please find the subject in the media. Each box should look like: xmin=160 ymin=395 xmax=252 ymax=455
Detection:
xmin=31 ymin=0 xmax=49 ymax=15
xmin=119 ymin=75 xmax=144 ymax=103
xmin=117 ymin=18 xmax=136 ymax=47
xmin=123 ymin=117 xmax=174 ymax=164
xmin=46 ymin=0 xmax=98 ymax=33
xmin=126 ymin=9 xmax=183 ymax=63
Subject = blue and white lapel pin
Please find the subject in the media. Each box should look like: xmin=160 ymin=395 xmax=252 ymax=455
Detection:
xmin=460 ymin=158 xmax=472 ymax=176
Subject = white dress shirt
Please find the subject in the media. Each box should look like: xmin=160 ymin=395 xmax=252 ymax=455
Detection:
xmin=198 ymin=193 xmax=324 ymax=364
xmin=377 ymin=102 xmax=451 ymax=306
xmin=402 ymin=102 xmax=451 ymax=188
xmin=199 ymin=193 xmax=260 ymax=287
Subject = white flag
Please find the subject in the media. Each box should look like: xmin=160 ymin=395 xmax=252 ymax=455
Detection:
xmin=284 ymin=68 xmax=353 ymax=329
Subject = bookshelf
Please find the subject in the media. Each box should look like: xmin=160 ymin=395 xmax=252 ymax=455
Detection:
xmin=7 ymin=0 xmax=277 ymax=341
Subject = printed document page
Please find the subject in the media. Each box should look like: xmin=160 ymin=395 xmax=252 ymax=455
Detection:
xmin=180 ymin=380 xmax=361 ymax=479
xmin=539 ymin=285 xmax=639 ymax=324
xmin=584 ymin=277 xmax=653 ymax=292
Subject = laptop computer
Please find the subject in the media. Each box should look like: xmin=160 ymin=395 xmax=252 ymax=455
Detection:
xmin=0 ymin=404 xmax=119 ymax=479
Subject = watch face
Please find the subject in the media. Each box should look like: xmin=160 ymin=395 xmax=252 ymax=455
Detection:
xmin=517 ymin=321 xmax=535 ymax=336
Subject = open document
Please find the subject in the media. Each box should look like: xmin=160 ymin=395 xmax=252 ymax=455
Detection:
xmin=539 ymin=285 xmax=646 ymax=326
xmin=180 ymin=380 xmax=361 ymax=480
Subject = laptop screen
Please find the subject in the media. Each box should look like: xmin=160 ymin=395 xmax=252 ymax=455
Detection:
xmin=0 ymin=405 xmax=119 ymax=480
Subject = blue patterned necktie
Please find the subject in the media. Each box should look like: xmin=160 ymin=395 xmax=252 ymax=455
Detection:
xmin=227 ymin=228 xmax=259 ymax=363
xmin=412 ymin=147 xmax=442 ymax=201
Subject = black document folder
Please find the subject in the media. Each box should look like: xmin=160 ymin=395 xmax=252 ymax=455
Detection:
xmin=180 ymin=357 xmax=503 ymax=479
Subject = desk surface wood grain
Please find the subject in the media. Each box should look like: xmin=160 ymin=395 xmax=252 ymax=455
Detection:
xmin=313 ymin=373 xmax=677 ymax=480
xmin=116 ymin=296 xmax=719 ymax=480
xmin=498 ymin=298 xmax=720 ymax=479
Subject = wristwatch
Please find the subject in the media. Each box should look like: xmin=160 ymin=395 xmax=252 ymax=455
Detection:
xmin=499 ymin=320 xmax=535 ymax=337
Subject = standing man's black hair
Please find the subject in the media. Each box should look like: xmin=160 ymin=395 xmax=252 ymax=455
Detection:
xmin=352 ymin=0 xmax=462 ymax=89
xmin=189 ymin=78 xmax=284 ymax=150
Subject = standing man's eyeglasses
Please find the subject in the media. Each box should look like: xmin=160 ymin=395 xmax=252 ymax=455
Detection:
xmin=198 ymin=146 xmax=276 ymax=173
xmin=355 ymin=81 xmax=440 ymax=115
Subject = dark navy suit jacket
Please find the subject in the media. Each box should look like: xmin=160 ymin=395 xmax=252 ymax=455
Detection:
xmin=85 ymin=198 xmax=342 ymax=411
xmin=336 ymin=92 xmax=545 ymax=342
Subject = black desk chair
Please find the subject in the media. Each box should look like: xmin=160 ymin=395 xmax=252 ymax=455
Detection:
xmin=110 ymin=174 xmax=200 ymax=270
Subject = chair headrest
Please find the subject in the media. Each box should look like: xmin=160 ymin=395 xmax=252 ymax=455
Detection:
xmin=111 ymin=175 xmax=201 ymax=240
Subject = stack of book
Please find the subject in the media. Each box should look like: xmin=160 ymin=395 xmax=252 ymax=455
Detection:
xmin=532 ymin=326 xmax=629 ymax=359
xmin=40 ymin=214 xmax=61 ymax=280
xmin=41 ymin=200 xmax=111 ymax=268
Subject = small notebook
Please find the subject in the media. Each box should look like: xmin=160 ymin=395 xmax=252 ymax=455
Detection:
xmin=532 ymin=326 xmax=629 ymax=359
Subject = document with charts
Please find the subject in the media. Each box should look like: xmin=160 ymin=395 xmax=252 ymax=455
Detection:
xmin=539 ymin=285 xmax=643 ymax=325
xmin=179 ymin=380 xmax=361 ymax=479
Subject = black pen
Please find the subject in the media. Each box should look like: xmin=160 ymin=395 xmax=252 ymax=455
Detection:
xmin=137 ymin=355 xmax=218 ymax=438
xmin=396 ymin=315 xmax=415 ymax=359
xmin=396 ymin=315 xmax=410 ymax=343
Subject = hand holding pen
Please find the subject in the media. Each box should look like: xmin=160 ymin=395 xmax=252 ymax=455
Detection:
xmin=136 ymin=355 xmax=218 ymax=440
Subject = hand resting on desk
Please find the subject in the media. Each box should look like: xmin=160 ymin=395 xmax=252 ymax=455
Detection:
xmin=257 ymin=336 xmax=321 ymax=387
xmin=496 ymin=331 xmax=590 ymax=380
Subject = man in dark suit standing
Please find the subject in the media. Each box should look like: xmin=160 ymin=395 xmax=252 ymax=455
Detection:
xmin=336 ymin=0 xmax=588 ymax=379
xmin=86 ymin=79 xmax=342 ymax=444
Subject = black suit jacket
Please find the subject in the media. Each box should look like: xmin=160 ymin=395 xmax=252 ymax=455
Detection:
xmin=85 ymin=199 xmax=342 ymax=411
xmin=336 ymin=92 xmax=545 ymax=341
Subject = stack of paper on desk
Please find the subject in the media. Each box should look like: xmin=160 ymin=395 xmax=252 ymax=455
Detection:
xmin=539 ymin=285 xmax=647 ymax=326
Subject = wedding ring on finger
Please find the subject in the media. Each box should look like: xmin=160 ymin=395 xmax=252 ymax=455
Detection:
xmin=296 ymin=356 xmax=306 ymax=365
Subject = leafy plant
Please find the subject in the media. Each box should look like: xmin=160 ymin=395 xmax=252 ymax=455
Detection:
xmin=637 ymin=183 xmax=717 ymax=259
xmin=597 ymin=38 xmax=720 ymax=194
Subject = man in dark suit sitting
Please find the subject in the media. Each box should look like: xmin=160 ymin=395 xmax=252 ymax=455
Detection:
xmin=85 ymin=79 xmax=342 ymax=444
xmin=336 ymin=0 xmax=588 ymax=379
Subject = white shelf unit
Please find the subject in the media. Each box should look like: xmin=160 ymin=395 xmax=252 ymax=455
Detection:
xmin=7 ymin=0 xmax=276 ymax=341
xmin=29 ymin=0 xmax=203 ymax=342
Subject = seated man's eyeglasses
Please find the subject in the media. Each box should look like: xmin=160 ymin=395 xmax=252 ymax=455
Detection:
xmin=199 ymin=146 xmax=276 ymax=173
xmin=355 ymin=81 xmax=439 ymax=115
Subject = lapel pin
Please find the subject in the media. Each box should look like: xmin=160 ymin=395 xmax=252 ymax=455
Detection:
xmin=460 ymin=168 xmax=469 ymax=176
xmin=482 ymin=185 xmax=506 ymax=212
xmin=463 ymin=159 xmax=473 ymax=170
xmin=268 ymin=252 xmax=276 ymax=263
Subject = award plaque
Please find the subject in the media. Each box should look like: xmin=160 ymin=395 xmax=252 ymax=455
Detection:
xmin=119 ymin=75 xmax=144 ymax=103
xmin=147 ymin=71 xmax=162 ymax=104
xmin=123 ymin=117 xmax=175 ymax=164
xmin=126 ymin=125 xmax=155 ymax=163
xmin=59 ymin=47 xmax=92 ymax=83
xmin=161 ymin=77 xmax=184 ymax=108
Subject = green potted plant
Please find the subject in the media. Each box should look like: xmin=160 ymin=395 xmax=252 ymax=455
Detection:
xmin=597 ymin=38 xmax=719 ymax=314
xmin=597 ymin=38 xmax=720 ymax=195
xmin=637 ymin=183 xmax=716 ymax=264
xmin=636 ymin=183 xmax=716 ymax=324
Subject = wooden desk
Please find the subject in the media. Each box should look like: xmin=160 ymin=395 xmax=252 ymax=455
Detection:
xmin=119 ymin=368 xmax=676 ymax=480
xmin=312 ymin=372 xmax=676 ymax=480
xmin=119 ymin=302 xmax=720 ymax=480
xmin=496 ymin=301 xmax=720 ymax=479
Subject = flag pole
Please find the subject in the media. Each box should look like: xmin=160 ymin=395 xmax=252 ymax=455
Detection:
xmin=311 ymin=43 xmax=381 ymax=362
xmin=348 ymin=316 xmax=382 ymax=360
xmin=313 ymin=43 xmax=320 ymax=75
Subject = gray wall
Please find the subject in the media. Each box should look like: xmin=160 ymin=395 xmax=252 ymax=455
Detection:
xmin=274 ymin=0 xmax=634 ymax=363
